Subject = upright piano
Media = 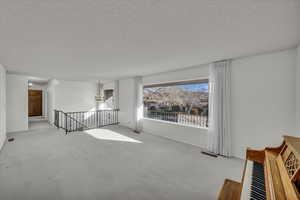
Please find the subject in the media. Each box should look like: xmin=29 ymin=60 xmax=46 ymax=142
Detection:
xmin=218 ymin=136 xmax=300 ymax=200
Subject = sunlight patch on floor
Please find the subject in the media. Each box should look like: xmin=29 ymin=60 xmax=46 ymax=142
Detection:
xmin=84 ymin=129 xmax=142 ymax=143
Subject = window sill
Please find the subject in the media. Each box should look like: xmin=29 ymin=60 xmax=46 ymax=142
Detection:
xmin=143 ymin=117 xmax=209 ymax=130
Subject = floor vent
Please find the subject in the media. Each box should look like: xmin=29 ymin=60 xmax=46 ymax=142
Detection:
xmin=201 ymin=151 xmax=218 ymax=158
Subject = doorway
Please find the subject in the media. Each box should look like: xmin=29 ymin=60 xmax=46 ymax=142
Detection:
xmin=28 ymin=90 xmax=43 ymax=117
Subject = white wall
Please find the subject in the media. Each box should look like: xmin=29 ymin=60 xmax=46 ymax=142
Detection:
xmin=137 ymin=48 xmax=298 ymax=158
xmin=0 ymin=64 xmax=6 ymax=150
xmin=103 ymin=82 xmax=114 ymax=90
xmin=47 ymin=80 xmax=97 ymax=123
xmin=144 ymin=118 xmax=208 ymax=147
xmin=54 ymin=80 xmax=97 ymax=112
xmin=143 ymin=64 xmax=209 ymax=86
xmin=296 ymin=45 xmax=300 ymax=132
xmin=119 ymin=78 xmax=136 ymax=128
xmin=6 ymin=74 xmax=28 ymax=133
xmin=231 ymin=48 xmax=297 ymax=158
xmin=47 ymin=80 xmax=57 ymax=123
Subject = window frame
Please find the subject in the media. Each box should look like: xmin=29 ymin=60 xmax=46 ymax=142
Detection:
xmin=143 ymin=78 xmax=209 ymax=128
xmin=143 ymin=79 xmax=209 ymax=89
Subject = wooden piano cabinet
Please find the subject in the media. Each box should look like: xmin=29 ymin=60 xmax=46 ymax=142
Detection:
xmin=276 ymin=155 xmax=299 ymax=200
xmin=218 ymin=135 xmax=300 ymax=200
xmin=277 ymin=136 xmax=300 ymax=199
xmin=218 ymin=179 xmax=242 ymax=200
xmin=246 ymin=148 xmax=265 ymax=164
xmin=246 ymin=142 xmax=284 ymax=164
xmin=264 ymin=150 xmax=286 ymax=200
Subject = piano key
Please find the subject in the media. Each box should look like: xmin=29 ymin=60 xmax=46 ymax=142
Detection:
xmin=252 ymin=178 xmax=264 ymax=186
xmin=251 ymin=186 xmax=265 ymax=196
xmin=251 ymin=191 xmax=265 ymax=200
xmin=251 ymin=184 xmax=265 ymax=192
xmin=250 ymin=162 xmax=266 ymax=200
xmin=241 ymin=160 xmax=266 ymax=200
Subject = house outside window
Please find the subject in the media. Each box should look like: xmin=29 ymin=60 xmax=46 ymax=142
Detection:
xmin=143 ymin=79 xmax=208 ymax=128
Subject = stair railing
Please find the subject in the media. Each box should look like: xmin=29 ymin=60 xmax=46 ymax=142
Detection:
xmin=54 ymin=109 xmax=119 ymax=134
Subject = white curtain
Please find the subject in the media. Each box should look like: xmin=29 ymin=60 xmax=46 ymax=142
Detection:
xmin=207 ymin=60 xmax=231 ymax=157
xmin=133 ymin=76 xmax=143 ymax=133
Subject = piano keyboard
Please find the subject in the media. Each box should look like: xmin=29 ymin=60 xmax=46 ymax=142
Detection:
xmin=240 ymin=161 xmax=266 ymax=200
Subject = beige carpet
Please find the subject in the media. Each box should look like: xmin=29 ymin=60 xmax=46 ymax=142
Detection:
xmin=0 ymin=124 xmax=243 ymax=200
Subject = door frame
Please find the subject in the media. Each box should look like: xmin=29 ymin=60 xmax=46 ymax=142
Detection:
xmin=28 ymin=89 xmax=43 ymax=117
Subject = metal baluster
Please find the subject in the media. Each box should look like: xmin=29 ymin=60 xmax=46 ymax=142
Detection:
xmin=82 ymin=112 xmax=84 ymax=128
xmin=116 ymin=110 xmax=118 ymax=124
xmin=91 ymin=111 xmax=93 ymax=128
xmin=76 ymin=112 xmax=81 ymax=131
xmin=94 ymin=111 xmax=96 ymax=128
xmin=82 ymin=112 xmax=84 ymax=129
xmin=95 ymin=111 xmax=97 ymax=128
xmin=86 ymin=112 xmax=88 ymax=128
xmin=79 ymin=112 xmax=81 ymax=129
xmin=103 ymin=110 xmax=105 ymax=126
xmin=110 ymin=112 xmax=112 ymax=124
xmin=77 ymin=112 xmax=79 ymax=129
xmin=107 ymin=111 xmax=109 ymax=125
xmin=113 ymin=110 xmax=115 ymax=124
xmin=96 ymin=110 xmax=98 ymax=128
xmin=90 ymin=112 xmax=92 ymax=127
xmin=100 ymin=110 xmax=102 ymax=126
xmin=112 ymin=110 xmax=114 ymax=124
xmin=106 ymin=111 xmax=108 ymax=125
xmin=92 ymin=111 xmax=94 ymax=128
xmin=88 ymin=112 xmax=90 ymax=127
xmin=90 ymin=111 xmax=92 ymax=128
xmin=99 ymin=110 xmax=101 ymax=126
xmin=93 ymin=111 xmax=95 ymax=128
xmin=69 ymin=113 xmax=71 ymax=132
xmin=75 ymin=113 xmax=77 ymax=131
xmin=102 ymin=111 xmax=104 ymax=126
xmin=65 ymin=113 xmax=68 ymax=134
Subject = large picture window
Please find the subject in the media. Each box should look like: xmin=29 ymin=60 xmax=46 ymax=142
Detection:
xmin=143 ymin=79 xmax=208 ymax=128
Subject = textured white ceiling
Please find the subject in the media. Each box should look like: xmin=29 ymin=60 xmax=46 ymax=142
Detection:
xmin=0 ymin=0 xmax=299 ymax=80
